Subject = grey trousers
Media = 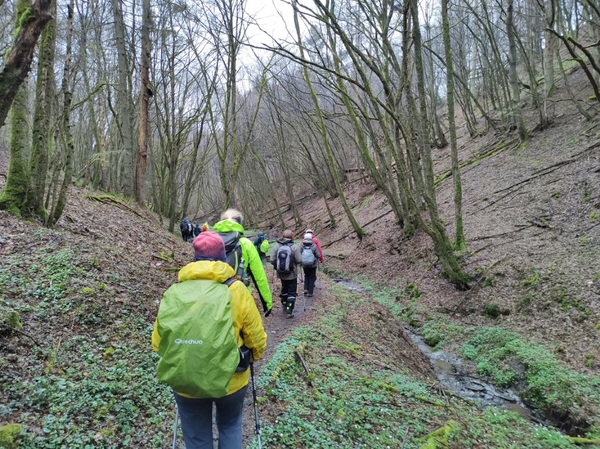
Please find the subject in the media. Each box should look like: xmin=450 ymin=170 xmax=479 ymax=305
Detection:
xmin=173 ymin=385 xmax=248 ymax=449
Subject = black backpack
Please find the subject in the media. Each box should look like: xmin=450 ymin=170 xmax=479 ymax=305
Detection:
xmin=219 ymin=231 xmax=250 ymax=286
xmin=275 ymin=242 xmax=294 ymax=274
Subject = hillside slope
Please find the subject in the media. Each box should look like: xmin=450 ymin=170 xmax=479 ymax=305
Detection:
xmin=291 ymin=67 xmax=600 ymax=376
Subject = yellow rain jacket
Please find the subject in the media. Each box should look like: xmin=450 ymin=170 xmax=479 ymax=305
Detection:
xmin=152 ymin=260 xmax=267 ymax=397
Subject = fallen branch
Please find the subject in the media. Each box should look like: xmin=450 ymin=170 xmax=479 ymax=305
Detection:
xmin=567 ymin=437 xmax=600 ymax=445
xmin=84 ymin=194 xmax=147 ymax=220
xmin=527 ymin=218 xmax=550 ymax=229
xmin=435 ymin=138 xmax=520 ymax=186
xmin=294 ymin=349 xmax=313 ymax=387
xmin=0 ymin=325 xmax=41 ymax=346
xmin=470 ymin=224 xmax=533 ymax=241
xmin=323 ymin=209 xmax=394 ymax=248
xmin=480 ymin=149 xmax=598 ymax=212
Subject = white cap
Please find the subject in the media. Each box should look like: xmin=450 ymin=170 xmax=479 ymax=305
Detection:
xmin=304 ymin=233 xmax=313 ymax=241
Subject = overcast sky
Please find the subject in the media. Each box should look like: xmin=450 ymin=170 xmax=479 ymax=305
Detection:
xmin=245 ymin=0 xmax=295 ymax=47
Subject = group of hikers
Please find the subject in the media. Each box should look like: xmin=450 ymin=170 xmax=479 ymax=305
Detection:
xmin=153 ymin=209 xmax=324 ymax=448
xmin=179 ymin=218 xmax=208 ymax=242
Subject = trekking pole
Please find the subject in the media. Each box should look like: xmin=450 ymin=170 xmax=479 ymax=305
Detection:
xmin=172 ymin=404 xmax=179 ymax=449
xmin=250 ymin=362 xmax=262 ymax=449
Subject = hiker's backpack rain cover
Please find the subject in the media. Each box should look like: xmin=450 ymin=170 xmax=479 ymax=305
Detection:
xmin=155 ymin=279 xmax=239 ymax=398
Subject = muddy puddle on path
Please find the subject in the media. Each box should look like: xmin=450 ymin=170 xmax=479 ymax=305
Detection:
xmin=333 ymin=278 xmax=545 ymax=426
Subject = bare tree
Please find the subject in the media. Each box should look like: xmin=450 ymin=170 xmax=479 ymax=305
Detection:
xmin=292 ymin=0 xmax=364 ymax=240
xmin=442 ymin=0 xmax=465 ymax=250
xmin=110 ymin=0 xmax=136 ymax=196
xmin=47 ymin=0 xmax=75 ymax=226
xmin=135 ymin=0 xmax=152 ymax=204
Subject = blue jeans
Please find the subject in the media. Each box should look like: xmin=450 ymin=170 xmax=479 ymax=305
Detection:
xmin=174 ymin=386 xmax=248 ymax=449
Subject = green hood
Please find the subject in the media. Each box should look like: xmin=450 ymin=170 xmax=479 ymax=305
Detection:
xmin=212 ymin=219 xmax=245 ymax=234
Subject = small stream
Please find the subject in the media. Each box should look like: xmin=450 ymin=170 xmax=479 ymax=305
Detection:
xmin=333 ymin=278 xmax=544 ymax=424
xmin=405 ymin=330 xmax=540 ymax=422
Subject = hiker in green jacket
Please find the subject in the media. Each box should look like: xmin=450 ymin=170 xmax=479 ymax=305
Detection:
xmin=212 ymin=209 xmax=273 ymax=316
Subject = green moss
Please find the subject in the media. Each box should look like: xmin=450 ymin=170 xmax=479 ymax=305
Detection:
xmin=520 ymin=268 xmax=540 ymax=287
xmin=424 ymin=328 xmax=444 ymax=348
xmin=416 ymin=420 xmax=460 ymax=448
xmin=460 ymin=326 xmax=600 ymax=428
xmin=18 ymin=6 xmax=35 ymax=27
xmin=6 ymin=310 xmax=22 ymax=330
xmin=1 ymin=307 xmax=22 ymax=332
xmin=0 ymin=423 xmax=22 ymax=448
xmin=483 ymin=303 xmax=502 ymax=319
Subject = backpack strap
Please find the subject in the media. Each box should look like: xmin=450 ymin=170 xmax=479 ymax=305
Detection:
xmin=223 ymin=276 xmax=240 ymax=288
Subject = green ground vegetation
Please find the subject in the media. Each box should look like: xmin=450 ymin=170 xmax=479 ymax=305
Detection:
xmin=0 ymin=237 xmax=174 ymax=448
xmin=249 ymin=283 xmax=593 ymax=448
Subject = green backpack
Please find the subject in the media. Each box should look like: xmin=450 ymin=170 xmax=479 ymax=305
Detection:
xmin=155 ymin=277 xmax=240 ymax=398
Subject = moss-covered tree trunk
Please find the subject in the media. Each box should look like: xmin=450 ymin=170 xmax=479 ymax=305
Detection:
xmin=442 ymin=0 xmax=466 ymax=251
xmin=0 ymin=0 xmax=50 ymax=215
xmin=27 ymin=0 xmax=56 ymax=219
xmin=292 ymin=1 xmax=364 ymax=241
xmin=0 ymin=0 xmax=52 ymax=130
xmin=410 ymin=0 xmax=469 ymax=289
xmin=0 ymin=84 xmax=30 ymax=215
xmin=47 ymin=0 xmax=74 ymax=227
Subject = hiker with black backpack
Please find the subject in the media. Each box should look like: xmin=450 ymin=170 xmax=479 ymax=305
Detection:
xmin=301 ymin=233 xmax=320 ymax=297
xmin=180 ymin=217 xmax=193 ymax=242
xmin=212 ymin=209 xmax=273 ymax=317
xmin=152 ymin=231 xmax=267 ymax=449
xmin=270 ymin=229 xmax=302 ymax=318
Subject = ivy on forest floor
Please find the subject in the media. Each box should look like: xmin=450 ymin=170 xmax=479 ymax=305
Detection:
xmin=0 ymin=240 xmax=175 ymax=448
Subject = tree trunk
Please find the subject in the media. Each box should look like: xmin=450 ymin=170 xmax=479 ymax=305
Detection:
xmin=442 ymin=0 xmax=466 ymax=250
xmin=111 ymin=0 xmax=135 ymax=196
xmin=135 ymin=0 xmax=151 ymax=204
xmin=27 ymin=0 xmax=56 ymax=219
xmin=0 ymin=0 xmax=52 ymax=129
xmin=0 ymin=84 xmax=30 ymax=215
xmin=507 ymin=0 xmax=527 ymax=140
xmin=47 ymin=0 xmax=75 ymax=226
xmin=293 ymin=0 xmax=364 ymax=240
xmin=411 ymin=0 xmax=469 ymax=288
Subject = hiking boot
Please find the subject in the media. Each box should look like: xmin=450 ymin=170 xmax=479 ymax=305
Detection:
xmin=304 ymin=290 xmax=308 ymax=295
xmin=285 ymin=306 xmax=294 ymax=318
xmin=307 ymin=293 xmax=313 ymax=297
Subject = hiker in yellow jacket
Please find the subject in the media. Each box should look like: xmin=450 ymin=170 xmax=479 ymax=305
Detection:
xmin=152 ymin=231 xmax=267 ymax=449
